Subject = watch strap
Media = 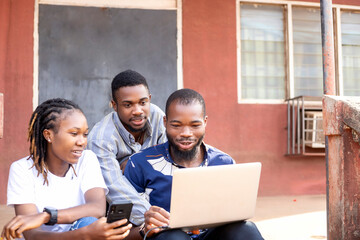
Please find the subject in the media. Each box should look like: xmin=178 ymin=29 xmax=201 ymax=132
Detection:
xmin=43 ymin=207 xmax=58 ymax=225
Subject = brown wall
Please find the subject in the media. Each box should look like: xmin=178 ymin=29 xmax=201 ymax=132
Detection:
xmin=182 ymin=0 xmax=329 ymax=196
xmin=0 ymin=0 xmax=34 ymax=204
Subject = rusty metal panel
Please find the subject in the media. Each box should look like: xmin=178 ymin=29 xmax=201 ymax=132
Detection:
xmin=322 ymin=95 xmax=343 ymax=136
xmin=342 ymin=100 xmax=360 ymax=134
xmin=327 ymin=135 xmax=344 ymax=240
xmin=342 ymin=128 xmax=360 ymax=239
xmin=324 ymin=96 xmax=360 ymax=240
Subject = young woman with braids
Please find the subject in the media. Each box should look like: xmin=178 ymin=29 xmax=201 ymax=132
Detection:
xmin=1 ymin=98 xmax=132 ymax=240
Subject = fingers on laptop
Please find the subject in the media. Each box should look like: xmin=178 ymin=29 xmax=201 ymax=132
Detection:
xmin=144 ymin=206 xmax=170 ymax=235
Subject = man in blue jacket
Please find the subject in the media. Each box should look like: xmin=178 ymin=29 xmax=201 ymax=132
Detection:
xmin=125 ymin=88 xmax=263 ymax=240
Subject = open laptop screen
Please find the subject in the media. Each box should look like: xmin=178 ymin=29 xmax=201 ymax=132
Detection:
xmin=169 ymin=162 xmax=262 ymax=230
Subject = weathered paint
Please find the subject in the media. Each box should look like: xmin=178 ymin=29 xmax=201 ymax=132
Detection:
xmin=320 ymin=0 xmax=336 ymax=235
xmin=323 ymin=96 xmax=360 ymax=239
xmin=0 ymin=0 xmax=34 ymax=203
xmin=320 ymin=0 xmax=336 ymax=96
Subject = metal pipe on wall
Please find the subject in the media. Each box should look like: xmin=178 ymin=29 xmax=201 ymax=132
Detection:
xmin=320 ymin=0 xmax=336 ymax=95
xmin=320 ymin=0 xmax=336 ymax=238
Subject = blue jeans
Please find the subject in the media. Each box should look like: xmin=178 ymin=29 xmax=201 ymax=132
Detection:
xmin=69 ymin=216 xmax=98 ymax=231
xmin=149 ymin=221 xmax=264 ymax=240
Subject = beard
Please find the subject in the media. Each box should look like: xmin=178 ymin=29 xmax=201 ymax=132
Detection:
xmin=167 ymin=133 xmax=205 ymax=161
xmin=124 ymin=122 xmax=147 ymax=133
xmin=122 ymin=117 xmax=147 ymax=133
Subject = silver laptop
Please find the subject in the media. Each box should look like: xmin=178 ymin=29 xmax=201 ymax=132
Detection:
xmin=169 ymin=162 xmax=261 ymax=230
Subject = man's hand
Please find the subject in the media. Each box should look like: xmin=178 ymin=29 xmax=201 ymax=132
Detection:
xmin=120 ymin=159 xmax=129 ymax=174
xmin=1 ymin=212 xmax=48 ymax=239
xmin=142 ymin=206 xmax=170 ymax=238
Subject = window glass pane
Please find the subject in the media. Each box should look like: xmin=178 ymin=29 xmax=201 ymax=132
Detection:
xmin=240 ymin=4 xmax=285 ymax=99
xmin=341 ymin=11 xmax=360 ymax=96
xmin=292 ymin=7 xmax=323 ymax=97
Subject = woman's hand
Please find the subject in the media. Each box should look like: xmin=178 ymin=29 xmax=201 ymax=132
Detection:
xmin=1 ymin=212 xmax=48 ymax=240
xmin=84 ymin=217 xmax=132 ymax=240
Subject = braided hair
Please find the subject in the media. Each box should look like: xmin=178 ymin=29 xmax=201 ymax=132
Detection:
xmin=27 ymin=98 xmax=83 ymax=185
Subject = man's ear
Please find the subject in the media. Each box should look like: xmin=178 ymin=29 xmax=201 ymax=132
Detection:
xmin=111 ymin=100 xmax=117 ymax=111
xmin=163 ymin=116 xmax=167 ymax=127
xmin=204 ymin=116 xmax=208 ymax=127
xmin=149 ymin=94 xmax=152 ymax=102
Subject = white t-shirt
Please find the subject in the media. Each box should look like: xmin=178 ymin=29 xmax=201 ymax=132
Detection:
xmin=7 ymin=150 xmax=108 ymax=233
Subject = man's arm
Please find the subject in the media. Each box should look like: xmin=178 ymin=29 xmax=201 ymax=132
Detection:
xmin=87 ymin=139 xmax=150 ymax=226
xmin=151 ymin=104 xmax=167 ymax=145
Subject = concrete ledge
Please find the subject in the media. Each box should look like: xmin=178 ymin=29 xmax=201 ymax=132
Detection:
xmin=323 ymin=95 xmax=360 ymax=136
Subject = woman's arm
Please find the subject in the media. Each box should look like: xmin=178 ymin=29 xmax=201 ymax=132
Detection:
xmin=1 ymin=187 xmax=105 ymax=239
xmin=22 ymin=218 xmax=131 ymax=240
xmin=1 ymin=203 xmax=132 ymax=240
xmin=1 ymin=204 xmax=49 ymax=239
xmin=56 ymin=187 xmax=106 ymax=224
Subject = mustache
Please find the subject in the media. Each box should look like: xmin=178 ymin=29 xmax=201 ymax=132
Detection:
xmin=129 ymin=116 xmax=146 ymax=121
xmin=177 ymin=138 xmax=196 ymax=142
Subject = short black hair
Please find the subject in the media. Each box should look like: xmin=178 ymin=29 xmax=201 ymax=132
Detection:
xmin=165 ymin=88 xmax=206 ymax=117
xmin=111 ymin=70 xmax=150 ymax=102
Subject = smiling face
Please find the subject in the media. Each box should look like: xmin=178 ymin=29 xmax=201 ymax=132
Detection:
xmin=164 ymin=101 xmax=207 ymax=162
xmin=112 ymin=84 xmax=151 ymax=135
xmin=44 ymin=109 xmax=88 ymax=171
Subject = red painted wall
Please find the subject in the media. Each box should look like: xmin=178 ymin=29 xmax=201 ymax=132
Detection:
xmin=182 ymin=0 xmax=329 ymax=196
xmin=0 ymin=0 xmax=34 ymax=204
xmin=1 ymin=0 xmax=360 ymax=204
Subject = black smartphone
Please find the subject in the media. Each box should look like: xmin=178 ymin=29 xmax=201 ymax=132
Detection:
xmin=106 ymin=200 xmax=133 ymax=227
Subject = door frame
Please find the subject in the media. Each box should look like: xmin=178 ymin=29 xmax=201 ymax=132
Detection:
xmin=33 ymin=0 xmax=183 ymax=108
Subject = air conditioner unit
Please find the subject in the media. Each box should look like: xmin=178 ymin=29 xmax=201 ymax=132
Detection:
xmin=304 ymin=111 xmax=325 ymax=148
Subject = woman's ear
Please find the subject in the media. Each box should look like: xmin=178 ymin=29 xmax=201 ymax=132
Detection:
xmin=43 ymin=129 xmax=52 ymax=143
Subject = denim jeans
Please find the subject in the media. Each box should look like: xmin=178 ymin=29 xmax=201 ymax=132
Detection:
xmin=69 ymin=216 xmax=98 ymax=231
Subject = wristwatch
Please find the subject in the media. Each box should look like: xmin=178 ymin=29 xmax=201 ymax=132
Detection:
xmin=43 ymin=207 xmax=58 ymax=225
